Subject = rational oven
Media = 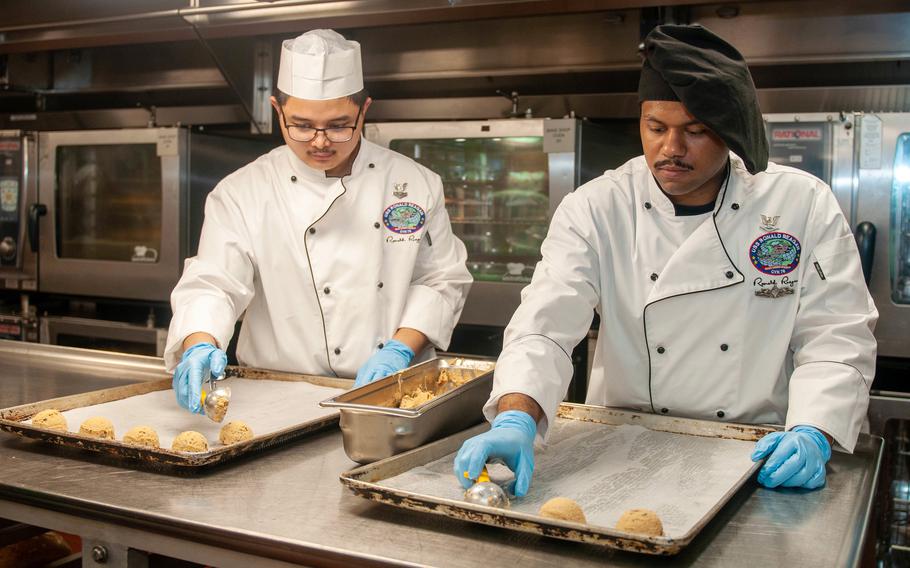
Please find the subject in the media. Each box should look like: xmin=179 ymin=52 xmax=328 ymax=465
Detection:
xmin=852 ymin=113 xmax=910 ymax=359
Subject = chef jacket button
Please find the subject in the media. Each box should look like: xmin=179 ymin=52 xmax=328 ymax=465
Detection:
xmin=291 ymin=175 xmax=297 ymax=182
xmin=644 ymin=201 xmax=653 ymax=210
xmin=660 ymin=408 xmax=669 ymax=414
xmin=334 ymin=347 xmax=341 ymax=355
xmin=374 ymin=222 xmax=381 ymax=229
xmin=368 ymin=163 xmax=375 ymax=168
xmin=323 ymin=286 xmax=331 ymax=294
xmin=650 ymin=273 xmax=658 ymax=282
xmin=377 ymin=343 xmax=384 ymax=349
xmin=377 ymin=282 xmax=384 ymax=289
xmin=656 ymin=346 xmax=665 ymax=354
xmin=720 ymin=343 xmax=729 ymax=351
xmin=308 ymin=227 xmax=316 ymax=234
xmin=716 ymin=410 xmax=725 ymax=418
xmin=725 ymin=270 xmax=735 ymax=279
xmin=731 ymin=203 xmax=740 ymax=210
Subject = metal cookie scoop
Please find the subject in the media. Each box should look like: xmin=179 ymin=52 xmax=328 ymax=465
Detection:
xmin=463 ymin=466 xmax=510 ymax=509
xmin=199 ymin=374 xmax=231 ymax=423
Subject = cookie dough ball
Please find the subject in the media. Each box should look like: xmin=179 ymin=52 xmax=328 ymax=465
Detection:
xmin=122 ymin=426 xmax=160 ymax=448
xmin=539 ymin=497 xmax=587 ymax=524
xmin=32 ymin=409 xmax=67 ymax=432
xmin=615 ymin=508 xmax=664 ymax=536
xmin=172 ymin=431 xmax=208 ymax=453
xmin=219 ymin=421 xmax=254 ymax=445
xmin=79 ymin=416 xmax=115 ymax=440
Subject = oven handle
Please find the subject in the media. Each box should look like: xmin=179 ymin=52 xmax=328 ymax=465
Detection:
xmin=854 ymin=221 xmax=876 ymax=285
xmin=28 ymin=203 xmax=47 ymax=253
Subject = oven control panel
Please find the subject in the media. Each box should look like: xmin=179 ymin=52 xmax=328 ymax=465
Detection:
xmin=0 ymin=137 xmax=23 ymax=268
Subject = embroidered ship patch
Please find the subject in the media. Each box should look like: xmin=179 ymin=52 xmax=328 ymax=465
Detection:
xmin=749 ymin=232 xmax=801 ymax=275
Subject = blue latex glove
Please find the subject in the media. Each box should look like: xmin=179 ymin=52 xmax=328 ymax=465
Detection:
xmin=750 ymin=425 xmax=832 ymax=489
xmin=354 ymin=339 xmax=414 ymax=388
xmin=453 ymin=410 xmax=537 ymax=497
xmin=172 ymin=342 xmax=227 ymax=414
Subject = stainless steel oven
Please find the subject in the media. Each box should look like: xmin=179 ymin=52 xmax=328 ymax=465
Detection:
xmin=852 ymin=113 xmax=910 ymax=358
xmin=36 ymin=128 xmax=273 ymax=302
xmin=0 ymin=130 xmax=37 ymax=292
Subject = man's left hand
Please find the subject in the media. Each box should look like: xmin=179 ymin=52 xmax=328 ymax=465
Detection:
xmin=354 ymin=339 xmax=414 ymax=387
xmin=751 ymin=425 xmax=832 ymax=489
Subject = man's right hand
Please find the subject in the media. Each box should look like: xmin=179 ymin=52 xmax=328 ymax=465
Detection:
xmin=453 ymin=410 xmax=537 ymax=497
xmin=173 ymin=342 xmax=227 ymax=414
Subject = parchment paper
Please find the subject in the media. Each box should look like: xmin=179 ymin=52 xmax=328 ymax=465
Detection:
xmin=30 ymin=378 xmax=345 ymax=452
xmin=381 ymin=420 xmax=756 ymax=539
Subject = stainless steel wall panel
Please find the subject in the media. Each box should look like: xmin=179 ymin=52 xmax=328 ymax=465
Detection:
xmin=692 ymin=0 xmax=910 ymax=65
xmin=0 ymin=0 xmax=742 ymax=53
xmin=367 ymin=86 xmax=910 ymax=123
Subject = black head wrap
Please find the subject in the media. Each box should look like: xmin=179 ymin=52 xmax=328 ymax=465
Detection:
xmin=638 ymin=24 xmax=768 ymax=174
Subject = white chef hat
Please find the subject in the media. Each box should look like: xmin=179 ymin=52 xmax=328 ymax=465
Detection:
xmin=277 ymin=29 xmax=363 ymax=101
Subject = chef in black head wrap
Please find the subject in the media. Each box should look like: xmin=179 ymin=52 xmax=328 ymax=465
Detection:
xmin=639 ymin=24 xmax=768 ymax=175
xmin=453 ymin=24 xmax=877 ymax=498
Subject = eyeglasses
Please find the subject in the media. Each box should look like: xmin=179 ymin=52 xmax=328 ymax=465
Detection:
xmin=278 ymin=103 xmax=364 ymax=143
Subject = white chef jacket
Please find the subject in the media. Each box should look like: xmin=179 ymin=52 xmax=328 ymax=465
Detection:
xmin=486 ymin=153 xmax=877 ymax=452
xmin=164 ymin=139 xmax=472 ymax=378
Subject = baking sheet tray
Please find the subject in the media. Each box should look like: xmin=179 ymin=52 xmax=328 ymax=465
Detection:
xmin=0 ymin=365 xmax=350 ymax=472
xmin=341 ymin=403 xmax=775 ymax=555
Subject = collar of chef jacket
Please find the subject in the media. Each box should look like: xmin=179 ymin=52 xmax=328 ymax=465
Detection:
xmin=646 ymin=153 xmax=758 ymax=218
xmin=282 ymin=137 xmax=374 ymax=184
xmin=643 ymin=153 xmax=754 ymax=302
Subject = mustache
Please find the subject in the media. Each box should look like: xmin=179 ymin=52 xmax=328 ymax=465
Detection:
xmin=654 ymin=159 xmax=694 ymax=170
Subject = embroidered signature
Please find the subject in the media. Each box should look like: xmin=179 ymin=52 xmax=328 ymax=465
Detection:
xmin=386 ymin=235 xmax=422 ymax=244
xmin=753 ymin=276 xmax=799 ymax=298
xmin=753 ymin=276 xmax=799 ymax=289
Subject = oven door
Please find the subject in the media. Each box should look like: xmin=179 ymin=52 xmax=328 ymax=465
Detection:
xmin=854 ymin=113 xmax=910 ymax=358
xmin=37 ymin=128 xmax=184 ymax=301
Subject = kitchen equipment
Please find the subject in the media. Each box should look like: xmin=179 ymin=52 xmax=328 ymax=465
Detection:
xmin=320 ymin=357 xmax=495 ymax=463
xmin=463 ymin=466 xmax=509 ymax=508
xmin=0 ymin=130 xmax=37 ymax=292
xmin=851 ymin=113 xmax=910 ymax=358
xmin=35 ymin=128 xmax=274 ymax=301
xmin=341 ymin=403 xmax=775 ymax=556
xmin=200 ymin=372 xmax=231 ymax=423
xmin=40 ymin=315 xmax=167 ymax=357
xmin=0 ymin=365 xmax=348 ymax=472
xmin=868 ymin=393 xmax=910 ymax=565
xmin=365 ymin=118 xmax=640 ymax=326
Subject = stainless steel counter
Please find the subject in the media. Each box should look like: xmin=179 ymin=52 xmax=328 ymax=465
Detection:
xmin=0 ymin=341 xmax=882 ymax=567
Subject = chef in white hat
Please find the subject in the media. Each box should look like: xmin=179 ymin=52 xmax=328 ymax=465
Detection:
xmin=165 ymin=29 xmax=472 ymax=414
